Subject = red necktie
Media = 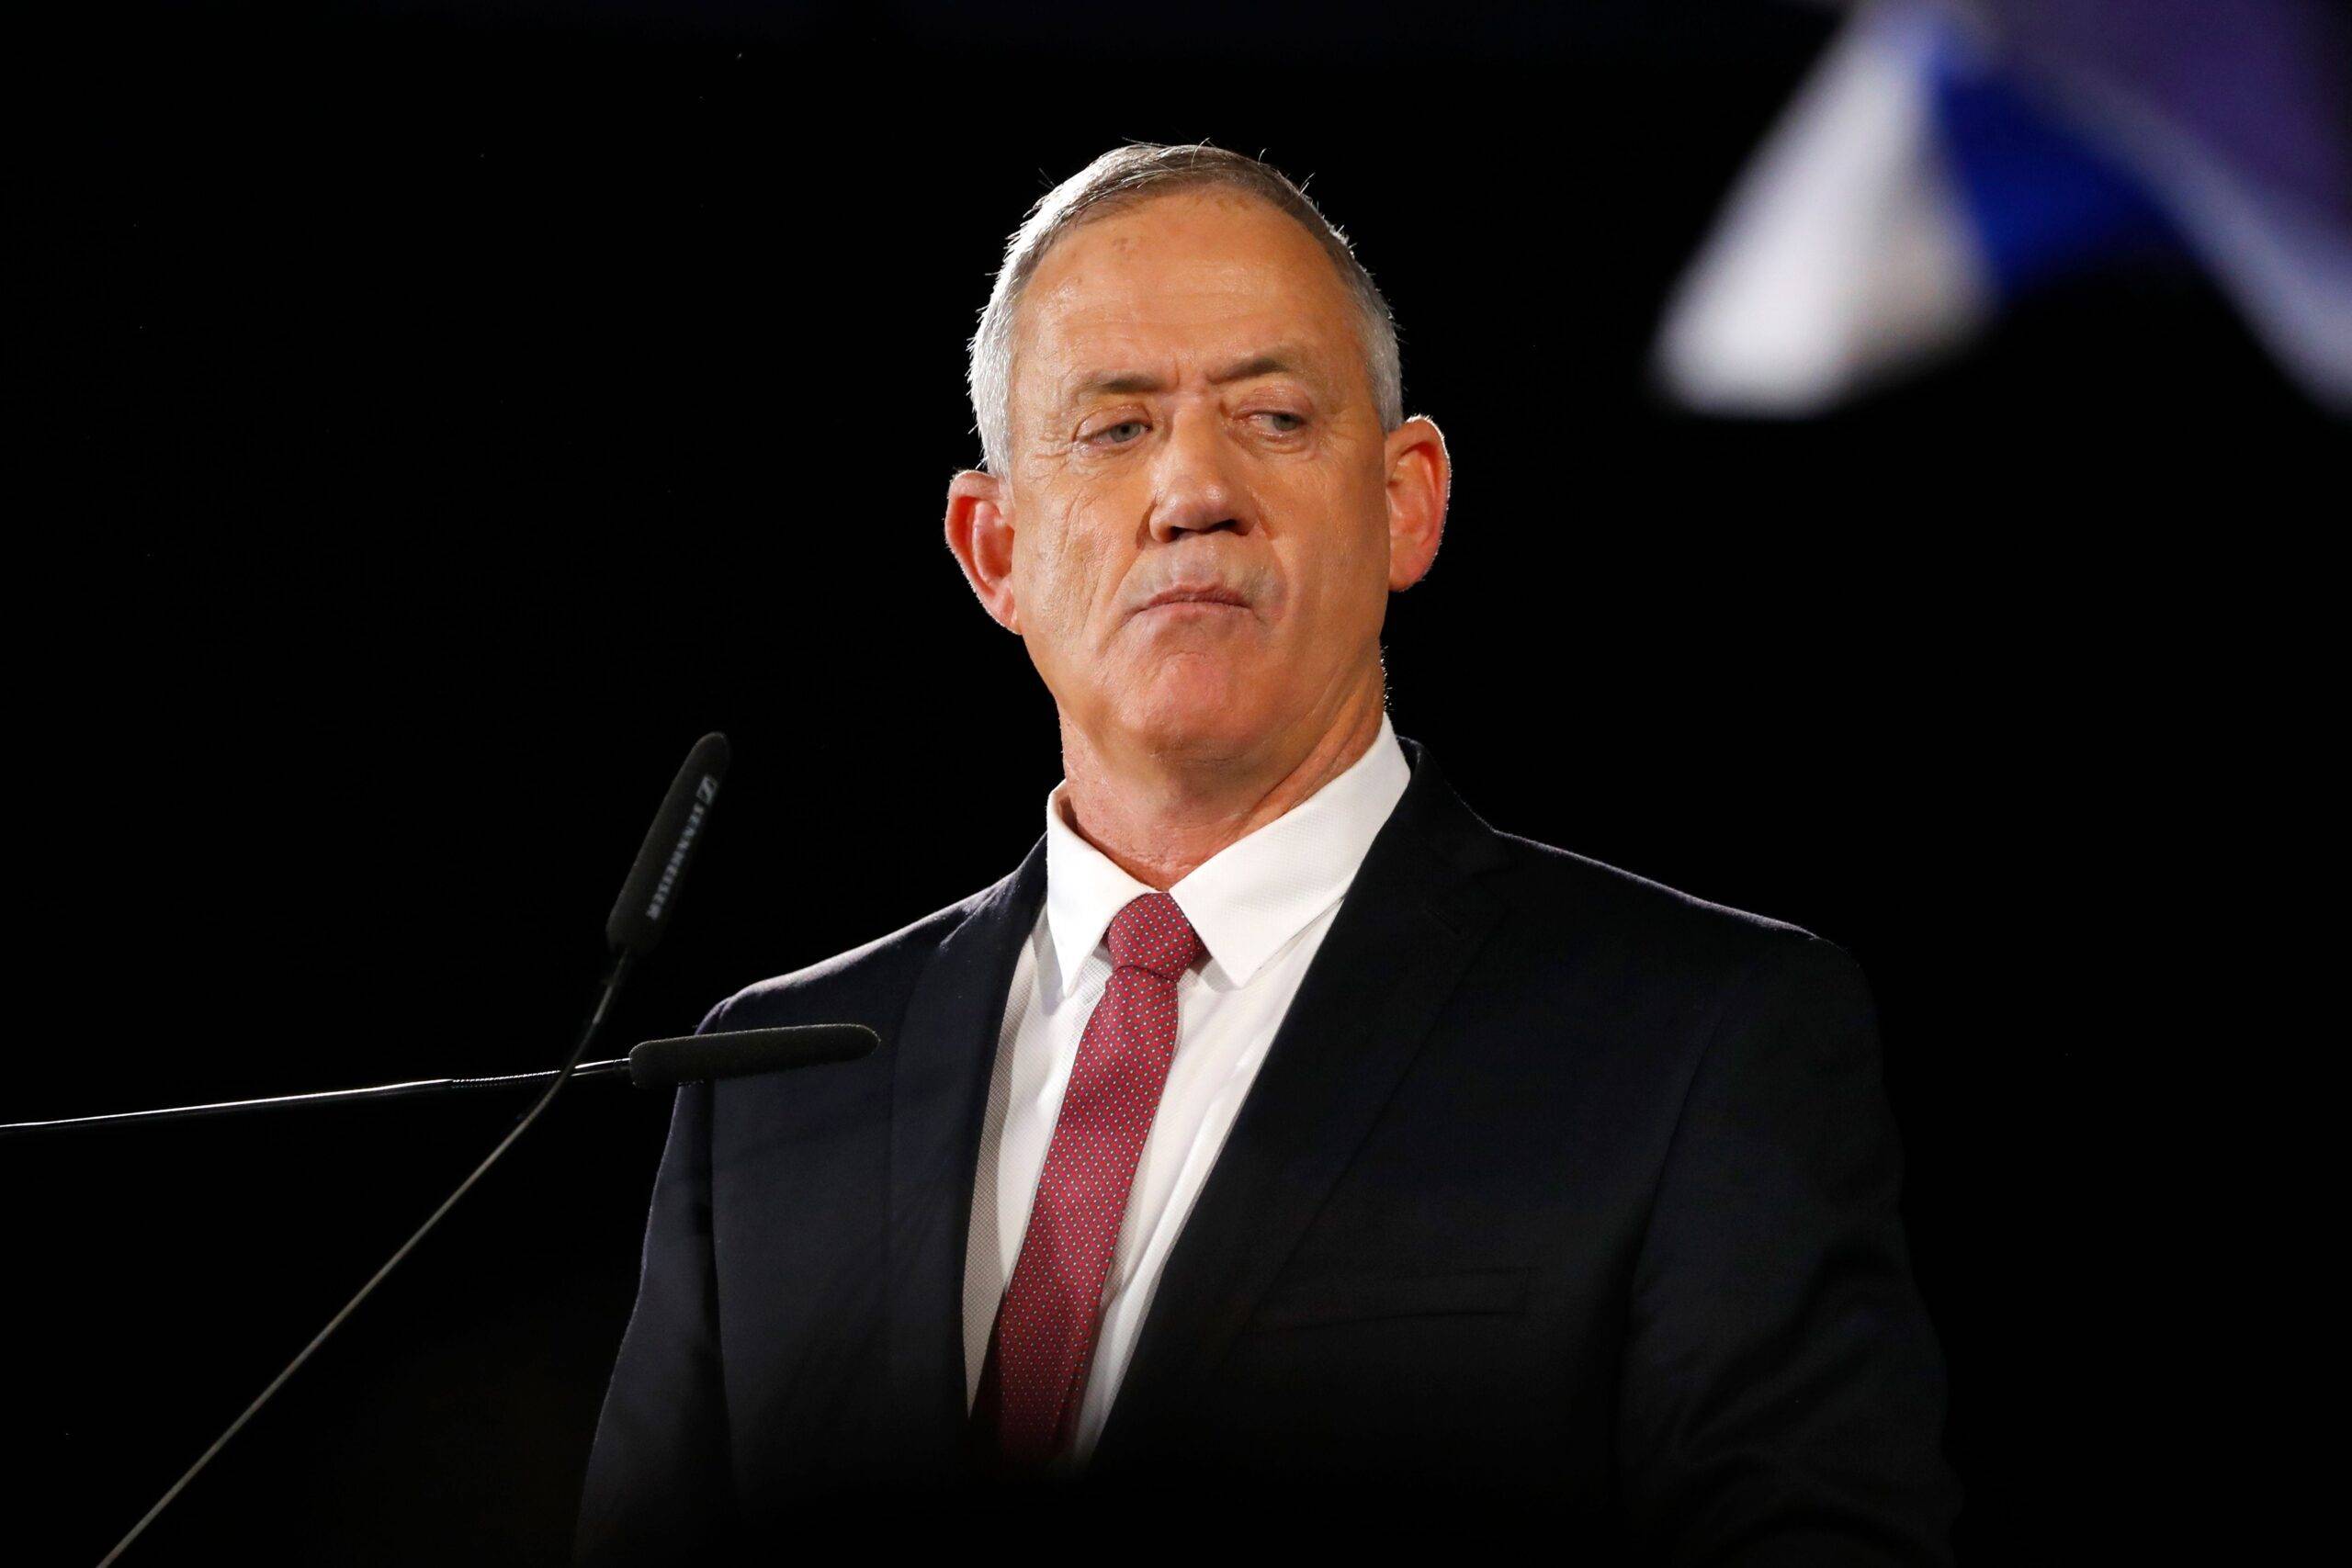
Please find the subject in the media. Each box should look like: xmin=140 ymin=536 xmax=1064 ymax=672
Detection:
xmin=976 ymin=891 xmax=1204 ymax=1470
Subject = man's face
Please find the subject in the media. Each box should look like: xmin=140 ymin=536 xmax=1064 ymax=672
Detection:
xmin=986 ymin=190 xmax=1419 ymax=772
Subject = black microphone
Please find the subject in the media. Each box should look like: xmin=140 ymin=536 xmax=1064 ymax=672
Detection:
xmin=606 ymin=731 xmax=729 ymax=958
xmin=628 ymin=1023 xmax=880 ymax=1087
xmin=9 ymin=734 xmax=736 ymax=1143
xmin=96 ymin=733 xmax=736 ymax=1566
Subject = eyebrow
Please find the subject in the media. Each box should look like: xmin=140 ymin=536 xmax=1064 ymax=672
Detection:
xmin=1067 ymin=349 xmax=1325 ymax=402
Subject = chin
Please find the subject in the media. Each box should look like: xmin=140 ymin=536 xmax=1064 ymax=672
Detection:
xmin=1123 ymin=660 xmax=1278 ymax=763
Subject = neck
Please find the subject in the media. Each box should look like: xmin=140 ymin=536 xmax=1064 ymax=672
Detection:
xmin=1056 ymin=675 xmax=1388 ymax=890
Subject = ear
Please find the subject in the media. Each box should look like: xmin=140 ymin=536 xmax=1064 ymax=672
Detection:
xmin=1383 ymin=415 xmax=1450 ymax=591
xmin=944 ymin=468 xmax=1021 ymax=633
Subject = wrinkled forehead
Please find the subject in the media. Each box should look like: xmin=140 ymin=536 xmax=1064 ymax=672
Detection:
xmin=1009 ymin=191 xmax=1365 ymax=402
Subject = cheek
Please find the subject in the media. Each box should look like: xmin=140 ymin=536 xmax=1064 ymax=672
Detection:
xmin=1277 ymin=478 xmax=1392 ymax=636
xmin=1016 ymin=501 xmax=1117 ymax=640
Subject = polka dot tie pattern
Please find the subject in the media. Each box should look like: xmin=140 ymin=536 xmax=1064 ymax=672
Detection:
xmin=979 ymin=891 xmax=1204 ymax=1471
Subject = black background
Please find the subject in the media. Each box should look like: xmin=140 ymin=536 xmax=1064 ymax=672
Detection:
xmin=15 ymin=2 xmax=2330 ymax=1562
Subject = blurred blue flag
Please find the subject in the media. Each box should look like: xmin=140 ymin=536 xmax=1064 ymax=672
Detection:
xmin=1654 ymin=0 xmax=2351 ymax=414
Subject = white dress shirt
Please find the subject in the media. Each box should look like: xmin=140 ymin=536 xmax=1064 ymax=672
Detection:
xmin=960 ymin=714 xmax=1412 ymax=1462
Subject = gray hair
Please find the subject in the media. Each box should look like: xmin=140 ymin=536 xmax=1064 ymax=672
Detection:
xmin=967 ymin=141 xmax=1404 ymax=477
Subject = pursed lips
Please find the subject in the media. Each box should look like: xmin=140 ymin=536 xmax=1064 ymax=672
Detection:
xmin=1134 ymin=584 xmax=1253 ymax=616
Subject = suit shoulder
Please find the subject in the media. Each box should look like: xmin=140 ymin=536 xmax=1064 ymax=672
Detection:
xmin=702 ymin=884 xmax=994 ymax=1031
xmin=1482 ymin=826 xmax=1833 ymax=973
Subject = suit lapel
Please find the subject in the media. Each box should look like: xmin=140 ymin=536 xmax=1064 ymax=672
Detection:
xmin=1092 ymin=740 xmax=1509 ymax=1468
xmin=881 ymin=836 xmax=1047 ymax=1471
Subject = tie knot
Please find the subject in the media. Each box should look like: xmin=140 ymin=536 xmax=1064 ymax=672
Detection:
xmin=1103 ymin=892 xmax=1203 ymax=980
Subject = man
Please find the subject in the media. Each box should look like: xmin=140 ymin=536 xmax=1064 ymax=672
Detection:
xmin=577 ymin=143 xmax=1959 ymax=1562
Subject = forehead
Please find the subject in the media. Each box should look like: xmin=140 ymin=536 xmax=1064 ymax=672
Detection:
xmin=1012 ymin=190 xmax=1360 ymax=388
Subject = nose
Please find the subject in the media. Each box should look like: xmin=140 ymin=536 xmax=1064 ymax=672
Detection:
xmin=1145 ymin=408 xmax=1251 ymax=544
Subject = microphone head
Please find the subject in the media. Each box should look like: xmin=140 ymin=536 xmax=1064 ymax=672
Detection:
xmin=628 ymin=1024 xmax=881 ymax=1088
xmin=606 ymin=732 xmax=731 ymax=958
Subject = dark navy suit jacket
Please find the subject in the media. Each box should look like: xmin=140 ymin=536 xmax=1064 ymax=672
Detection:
xmin=576 ymin=739 xmax=1959 ymax=1562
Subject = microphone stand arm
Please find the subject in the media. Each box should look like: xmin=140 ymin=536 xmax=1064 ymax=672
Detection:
xmin=3 ymin=1058 xmax=635 ymax=1137
xmin=96 ymin=948 xmax=637 ymax=1566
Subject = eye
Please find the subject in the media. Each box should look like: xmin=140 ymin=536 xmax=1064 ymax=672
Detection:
xmin=1251 ymin=411 xmax=1306 ymax=434
xmin=1087 ymin=419 xmax=1149 ymax=446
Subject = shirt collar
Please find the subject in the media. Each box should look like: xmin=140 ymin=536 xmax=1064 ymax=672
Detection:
xmin=1040 ymin=713 xmax=1411 ymax=997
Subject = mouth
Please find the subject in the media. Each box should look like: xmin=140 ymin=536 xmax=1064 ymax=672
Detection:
xmin=1135 ymin=585 xmax=1253 ymax=617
